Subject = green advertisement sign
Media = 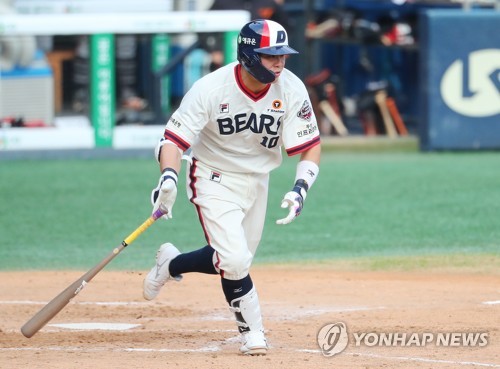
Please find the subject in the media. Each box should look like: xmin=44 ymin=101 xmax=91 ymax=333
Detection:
xmin=152 ymin=34 xmax=171 ymax=116
xmin=224 ymin=31 xmax=239 ymax=64
xmin=90 ymin=34 xmax=115 ymax=147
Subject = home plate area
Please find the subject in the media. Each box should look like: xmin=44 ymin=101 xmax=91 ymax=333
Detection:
xmin=1 ymin=268 xmax=499 ymax=369
xmin=48 ymin=323 xmax=142 ymax=331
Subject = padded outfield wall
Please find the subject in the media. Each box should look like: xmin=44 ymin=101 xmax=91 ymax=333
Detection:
xmin=419 ymin=9 xmax=500 ymax=151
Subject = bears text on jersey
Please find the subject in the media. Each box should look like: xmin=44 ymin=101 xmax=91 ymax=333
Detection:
xmin=217 ymin=113 xmax=281 ymax=136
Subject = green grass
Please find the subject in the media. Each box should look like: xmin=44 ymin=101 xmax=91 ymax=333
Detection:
xmin=1 ymin=149 xmax=499 ymax=271
xmin=319 ymin=253 xmax=500 ymax=274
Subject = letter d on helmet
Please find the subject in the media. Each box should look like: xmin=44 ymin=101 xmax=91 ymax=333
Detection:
xmin=237 ymin=19 xmax=298 ymax=84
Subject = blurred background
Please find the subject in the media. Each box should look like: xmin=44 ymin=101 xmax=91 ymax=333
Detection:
xmin=1 ymin=0 xmax=499 ymax=274
xmin=0 ymin=0 xmax=499 ymax=152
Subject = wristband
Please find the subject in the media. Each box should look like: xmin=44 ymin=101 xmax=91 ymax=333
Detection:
xmin=292 ymin=179 xmax=308 ymax=200
xmin=161 ymin=167 xmax=178 ymax=185
xmin=294 ymin=160 xmax=319 ymax=189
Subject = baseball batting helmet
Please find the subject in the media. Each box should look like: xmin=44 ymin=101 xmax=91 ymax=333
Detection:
xmin=237 ymin=19 xmax=298 ymax=84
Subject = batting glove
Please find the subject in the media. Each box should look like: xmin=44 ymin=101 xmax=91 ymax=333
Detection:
xmin=276 ymin=179 xmax=308 ymax=225
xmin=151 ymin=168 xmax=178 ymax=220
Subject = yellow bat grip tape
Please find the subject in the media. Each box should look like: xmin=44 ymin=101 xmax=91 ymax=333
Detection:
xmin=123 ymin=216 xmax=156 ymax=246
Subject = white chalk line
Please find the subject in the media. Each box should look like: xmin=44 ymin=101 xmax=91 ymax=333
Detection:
xmin=298 ymin=350 xmax=500 ymax=367
xmin=48 ymin=323 xmax=141 ymax=331
xmin=351 ymin=352 xmax=500 ymax=368
xmin=6 ymin=299 xmax=498 ymax=306
xmin=1 ymin=300 xmax=383 ymax=323
xmin=1 ymin=330 xmax=238 ymax=354
xmin=0 ymin=300 xmax=382 ymax=310
xmin=3 ymin=345 xmax=499 ymax=367
xmin=272 ymin=306 xmax=385 ymax=320
xmin=2 ymin=327 xmax=238 ymax=334
xmin=4 ymin=299 xmax=496 ymax=364
xmin=8 ymin=298 xmax=496 ymax=366
xmin=0 ymin=300 xmax=154 ymax=306
xmin=0 ymin=345 xmax=220 ymax=353
xmin=1 ymin=334 xmax=239 ymax=354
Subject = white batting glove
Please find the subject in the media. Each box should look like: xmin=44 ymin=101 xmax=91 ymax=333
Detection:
xmin=151 ymin=168 xmax=178 ymax=220
xmin=276 ymin=180 xmax=308 ymax=225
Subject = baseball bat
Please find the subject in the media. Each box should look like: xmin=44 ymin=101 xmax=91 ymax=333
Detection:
xmin=386 ymin=97 xmax=408 ymax=136
xmin=324 ymin=82 xmax=348 ymax=136
xmin=319 ymin=100 xmax=348 ymax=136
xmin=20 ymin=206 xmax=167 ymax=338
xmin=374 ymin=90 xmax=398 ymax=138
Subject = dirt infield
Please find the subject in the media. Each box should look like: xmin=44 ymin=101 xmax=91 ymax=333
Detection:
xmin=1 ymin=265 xmax=499 ymax=369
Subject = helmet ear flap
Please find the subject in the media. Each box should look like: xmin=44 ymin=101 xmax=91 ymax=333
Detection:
xmin=240 ymin=51 xmax=276 ymax=84
xmin=239 ymin=49 xmax=259 ymax=68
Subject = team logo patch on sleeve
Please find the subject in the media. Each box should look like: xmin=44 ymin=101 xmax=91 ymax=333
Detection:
xmin=297 ymin=100 xmax=312 ymax=121
xmin=219 ymin=103 xmax=229 ymax=113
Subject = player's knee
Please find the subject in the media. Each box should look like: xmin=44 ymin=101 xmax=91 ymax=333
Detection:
xmin=220 ymin=250 xmax=253 ymax=280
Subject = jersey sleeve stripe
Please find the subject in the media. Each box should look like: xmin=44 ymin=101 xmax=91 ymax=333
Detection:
xmin=164 ymin=130 xmax=191 ymax=151
xmin=286 ymin=136 xmax=321 ymax=156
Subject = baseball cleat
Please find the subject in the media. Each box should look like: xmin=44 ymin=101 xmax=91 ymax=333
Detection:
xmin=239 ymin=330 xmax=268 ymax=356
xmin=143 ymin=243 xmax=182 ymax=300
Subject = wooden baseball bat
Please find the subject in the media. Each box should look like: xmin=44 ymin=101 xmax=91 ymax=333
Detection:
xmin=374 ymin=90 xmax=398 ymax=138
xmin=20 ymin=206 xmax=167 ymax=338
xmin=319 ymin=100 xmax=348 ymax=136
xmin=386 ymin=97 xmax=408 ymax=136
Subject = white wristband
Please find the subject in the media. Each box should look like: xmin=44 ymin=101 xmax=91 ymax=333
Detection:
xmin=294 ymin=160 xmax=319 ymax=189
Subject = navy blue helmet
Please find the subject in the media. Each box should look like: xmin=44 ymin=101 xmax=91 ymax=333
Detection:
xmin=237 ymin=19 xmax=298 ymax=84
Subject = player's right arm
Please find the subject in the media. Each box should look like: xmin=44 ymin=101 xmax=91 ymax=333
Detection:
xmin=150 ymin=76 xmax=211 ymax=219
xmin=151 ymin=141 xmax=182 ymax=220
xmin=158 ymin=141 xmax=182 ymax=174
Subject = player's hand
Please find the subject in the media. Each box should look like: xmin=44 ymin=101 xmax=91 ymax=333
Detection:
xmin=276 ymin=191 xmax=304 ymax=225
xmin=151 ymin=169 xmax=178 ymax=220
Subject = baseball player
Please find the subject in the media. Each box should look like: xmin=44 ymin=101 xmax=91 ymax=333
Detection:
xmin=144 ymin=19 xmax=321 ymax=356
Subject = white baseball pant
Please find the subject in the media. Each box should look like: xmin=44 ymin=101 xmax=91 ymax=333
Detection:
xmin=186 ymin=158 xmax=269 ymax=280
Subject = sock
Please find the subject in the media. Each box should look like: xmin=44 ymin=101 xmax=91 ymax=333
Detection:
xmin=169 ymin=245 xmax=218 ymax=276
xmin=221 ymin=274 xmax=253 ymax=303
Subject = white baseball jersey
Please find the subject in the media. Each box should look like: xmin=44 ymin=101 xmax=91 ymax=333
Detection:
xmin=162 ymin=61 xmax=320 ymax=174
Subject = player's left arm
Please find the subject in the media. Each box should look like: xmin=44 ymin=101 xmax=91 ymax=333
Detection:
xmin=299 ymin=142 xmax=321 ymax=165
xmin=277 ymin=76 xmax=321 ymax=225
xmin=276 ymin=142 xmax=321 ymax=225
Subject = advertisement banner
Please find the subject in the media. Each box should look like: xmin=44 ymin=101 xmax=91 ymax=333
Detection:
xmin=419 ymin=10 xmax=500 ymax=150
xmin=90 ymin=33 xmax=115 ymax=147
